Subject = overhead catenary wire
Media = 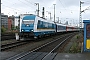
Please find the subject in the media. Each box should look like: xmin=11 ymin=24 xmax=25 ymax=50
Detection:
xmin=59 ymin=0 xmax=67 ymax=11
xmin=58 ymin=0 xmax=76 ymax=14
xmin=24 ymin=0 xmax=36 ymax=6
xmin=2 ymin=0 xmax=33 ymax=12
xmin=2 ymin=4 xmax=22 ymax=12
xmin=2 ymin=4 xmax=37 ymax=16
xmin=24 ymin=0 xmax=44 ymax=14
xmin=2 ymin=0 xmax=39 ymax=15
xmin=18 ymin=0 xmax=36 ymax=9
xmin=2 ymin=0 xmax=36 ymax=9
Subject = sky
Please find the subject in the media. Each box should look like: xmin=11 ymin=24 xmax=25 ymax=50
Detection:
xmin=1 ymin=0 xmax=90 ymax=27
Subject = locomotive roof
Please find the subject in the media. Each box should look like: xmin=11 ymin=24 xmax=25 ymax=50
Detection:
xmin=22 ymin=15 xmax=36 ymax=20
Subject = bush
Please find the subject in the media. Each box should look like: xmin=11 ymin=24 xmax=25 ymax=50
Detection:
xmin=76 ymin=35 xmax=79 ymax=39
xmin=1 ymin=27 xmax=7 ymax=33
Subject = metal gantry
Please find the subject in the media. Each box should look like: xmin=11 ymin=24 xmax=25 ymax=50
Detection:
xmin=35 ymin=3 xmax=39 ymax=16
xmin=79 ymin=1 xmax=90 ymax=33
xmin=46 ymin=11 xmax=51 ymax=20
xmin=79 ymin=1 xmax=84 ymax=32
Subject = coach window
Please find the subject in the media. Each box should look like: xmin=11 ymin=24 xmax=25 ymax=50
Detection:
xmin=48 ymin=23 xmax=50 ymax=29
xmin=52 ymin=24 xmax=54 ymax=29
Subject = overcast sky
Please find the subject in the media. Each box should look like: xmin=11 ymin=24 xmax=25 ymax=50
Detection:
xmin=1 ymin=0 xmax=90 ymax=27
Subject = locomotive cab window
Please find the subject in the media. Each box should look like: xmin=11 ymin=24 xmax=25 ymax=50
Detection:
xmin=86 ymin=24 xmax=90 ymax=39
xmin=22 ymin=20 xmax=34 ymax=24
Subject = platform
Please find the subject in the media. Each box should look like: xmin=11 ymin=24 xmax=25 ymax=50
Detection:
xmin=1 ymin=52 xmax=90 ymax=60
xmin=0 ymin=51 xmax=18 ymax=60
xmin=54 ymin=52 xmax=90 ymax=60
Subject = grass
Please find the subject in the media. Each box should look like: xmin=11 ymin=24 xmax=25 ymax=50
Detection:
xmin=69 ymin=42 xmax=81 ymax=53
xmin=69 ymin=34 xmax=83 ymax=53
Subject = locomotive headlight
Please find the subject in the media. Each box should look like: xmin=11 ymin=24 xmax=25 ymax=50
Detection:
xmin=22 ymin=30 xmax=24 ymax=31
xmin=31 ymin=30 xmax=33 ymax=31
xmin=26 ymin=24 xmax=29 ymax=26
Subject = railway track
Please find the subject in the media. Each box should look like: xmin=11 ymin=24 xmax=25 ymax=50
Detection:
xmin=1 ymin=36 xmax=16 ymax=41
xmin=1 ymin=41 xmax=28 ymax=51
xmin=1 ymin=33 xmax=16 ymax=41
xmin=6 ymin=32 xmax=77 ymax=60
xmin=1 ymin=32 xmax=67 ymax=51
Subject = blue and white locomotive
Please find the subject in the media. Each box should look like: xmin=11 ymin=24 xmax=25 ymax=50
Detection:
xmin=19 ymin=14 xmax=56 ymax=40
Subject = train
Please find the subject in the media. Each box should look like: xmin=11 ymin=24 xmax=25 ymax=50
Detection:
xmin=18 ymin=14 xmax=79 ymax=40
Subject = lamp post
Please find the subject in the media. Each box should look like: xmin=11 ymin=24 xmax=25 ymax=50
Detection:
xmin=53 ymin=4 xmax=56 ymax=23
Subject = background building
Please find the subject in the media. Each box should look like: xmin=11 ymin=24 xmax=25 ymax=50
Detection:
xmin=8 ymin=15 xmax=20 ymax=30
xmin=1 ymin=13 xmax=20 ymax=31
xmin=8 ymin=15 xmax=15 ymax=27
xmin=1 ymin=13 xmax=8 ymax=29
xmin=8 ymin=17 xmax=12 ymax=30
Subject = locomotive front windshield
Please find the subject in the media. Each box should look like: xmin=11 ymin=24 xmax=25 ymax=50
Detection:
xmin=22 ymin=20 xmax=34 ymax=24
xmin=22 ymin=15 xmax=36 ymax=25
